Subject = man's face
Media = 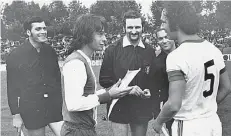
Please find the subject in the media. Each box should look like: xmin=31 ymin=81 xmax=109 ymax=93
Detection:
xmin=157 ymin=29 xmax=174 ymax=52
xmin=88 ymin=30 xmax=107 ymax=51
xmin=125 ymin=18 xmax=142 ymax=42
xmin=160 ymin=9 xmax=177 ymax=40
xmin=27 ymin=21 xmax=47 ymax=43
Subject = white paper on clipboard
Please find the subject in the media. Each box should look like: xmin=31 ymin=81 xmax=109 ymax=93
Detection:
xmin=107 ymin=68 xmax=140 ymax=118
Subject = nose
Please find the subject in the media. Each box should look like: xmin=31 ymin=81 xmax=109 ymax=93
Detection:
xmin=160 ymin=23 xmax=165 ymax=29
xmin=102 ymin=34 xmax=107 ymax=42
xmin=131 ymin=27 xmax=138 ymax=34
xmin=163 ymin=38 xmax=168 ymax=43
xmin=41 ymin=28 xmax=47 ymax=34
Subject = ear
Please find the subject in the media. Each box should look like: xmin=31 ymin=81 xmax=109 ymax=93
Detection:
xmin=26 ymin=30 xmax=31 ymax=37
xmin=123 ymin=27 xmax=125 ymax=33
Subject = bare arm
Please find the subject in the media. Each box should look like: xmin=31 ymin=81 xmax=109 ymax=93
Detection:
xmin=217 ymin=71 xmax=231 ymax=104
xmin=156 ymin=79 xmax=186 ymax=124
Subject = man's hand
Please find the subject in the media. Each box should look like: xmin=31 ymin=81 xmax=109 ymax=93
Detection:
xmin=13 ymin=114 xmax=23 ymax=132
xmin=108 ymin=79 xmax=132 ymax=99
xmin=152 ymin=119 xmax=164 ymax=135
xmin=141 ymin=89 xmax=151 ymax=99
xmin=129 ymin=85 xmax=145 ymax=97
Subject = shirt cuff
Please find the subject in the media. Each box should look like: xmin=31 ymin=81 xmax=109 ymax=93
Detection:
xmin=98 ymin=92 xmax=111 ymax=104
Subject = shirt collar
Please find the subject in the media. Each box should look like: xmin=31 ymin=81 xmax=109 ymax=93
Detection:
xmin=23 ymin=39 xmax=45 ymax=51
xmin=122 ymin=35 xmax=145 ymax=48
xmin=77 ymin=50 xmax=91 ymax=64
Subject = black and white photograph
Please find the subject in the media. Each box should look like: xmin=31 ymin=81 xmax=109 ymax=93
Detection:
xmin=1 ymin=0 xmax=231 ymax=136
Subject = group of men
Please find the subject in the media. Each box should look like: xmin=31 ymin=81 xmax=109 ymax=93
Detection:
xmin=6 ymin=1 xmax=231 ymax=136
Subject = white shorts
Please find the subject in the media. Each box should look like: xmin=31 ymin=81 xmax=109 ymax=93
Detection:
xmin=171 ymin=114 xmax=222 ymax=136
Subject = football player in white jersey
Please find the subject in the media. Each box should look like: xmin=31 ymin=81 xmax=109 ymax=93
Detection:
xmin=152 ymin=1 xmax=231 ymax=136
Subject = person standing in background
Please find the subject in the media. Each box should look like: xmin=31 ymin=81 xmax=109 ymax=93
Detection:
xmin=154 ymin=28 xmax=176 ymax=135
xmin=6 ymin=16 xmax=63 ymax=136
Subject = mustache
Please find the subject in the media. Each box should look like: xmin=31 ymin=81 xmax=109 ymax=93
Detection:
xmin=130 ymin=33 xmax=139 ymax=35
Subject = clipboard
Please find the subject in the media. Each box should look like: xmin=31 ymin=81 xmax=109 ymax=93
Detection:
xmin=107 ymin=68 xmax=140 ymax=118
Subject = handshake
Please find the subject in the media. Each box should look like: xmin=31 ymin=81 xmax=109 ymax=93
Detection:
xmin=108 ymin=79 xmax=151 ymax=99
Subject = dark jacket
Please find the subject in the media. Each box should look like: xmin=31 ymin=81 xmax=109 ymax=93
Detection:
xmin=99 ymin=38 xmax=160 ymax=121
xmin=6 ymin=40 xmax=62 ymax=115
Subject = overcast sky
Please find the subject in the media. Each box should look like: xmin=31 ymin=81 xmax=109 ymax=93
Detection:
xmin=2 ymin=0 xmax=154 ymax=16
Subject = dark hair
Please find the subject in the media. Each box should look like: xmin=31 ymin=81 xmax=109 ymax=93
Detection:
xmin=66 ymin=14 xmax=106 ymax=55
xmin=23 ymin=16 xmax=45 ymax=31
xmin=163 ymin=1 xmax=199 ymax=35
xmin=155 ymin=28 xmax=166 ymax=38
xmin=122 ymin=10 xmax=145 ymax=28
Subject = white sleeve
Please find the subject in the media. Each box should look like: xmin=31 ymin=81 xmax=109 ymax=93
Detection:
xmin=63 ymin=59 xmax=100 ymax=112
xmin=166 ymin=52 xmax=184 ymax=72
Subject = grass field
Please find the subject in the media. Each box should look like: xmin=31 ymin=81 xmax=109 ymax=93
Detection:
xmin=1 ymin=65 xmax=231 ymax=136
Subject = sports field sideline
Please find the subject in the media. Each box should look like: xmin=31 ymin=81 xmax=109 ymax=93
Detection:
xmin=1 ymin=63 xmax=231 ymax=136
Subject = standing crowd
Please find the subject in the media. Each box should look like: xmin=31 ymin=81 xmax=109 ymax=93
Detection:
xmin=6 ymin=1 xmax=231 ymax=136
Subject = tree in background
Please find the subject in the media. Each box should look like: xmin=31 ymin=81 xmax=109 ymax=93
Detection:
xmin=150 ymin=0 xmax=163 ymax=30
xmin=90 ymin=0 xmax=142 ymax=34
xmin=2 ymin=0 xmax=231 ymax=43
xmin=150 ymin=0 xmax=231 ymax=46
xmin=2 ymin=1 xmax=41 ymax=41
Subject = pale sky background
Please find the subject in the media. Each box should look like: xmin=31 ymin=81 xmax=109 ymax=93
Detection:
xmin=2 ymin=0 xmax=154 ymax=16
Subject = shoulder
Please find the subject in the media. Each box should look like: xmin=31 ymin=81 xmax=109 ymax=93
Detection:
xmin=105 ymin=38 xmax=123 ymax=54
xmin=166 ymin=47 xmax=186 ymax=68
xmin=43 ymin=43 xmax=56 ymax=53
xmin=63 ymin=59 xmax=84 ymax=69
xmin=143 ymin=42 xmax=155 ymax=53
xmin=168 ymin=45 xmax=185 ymax=59
xmin=6 ymin=44 xmax=26 ymax=63
xmin=64 ymin=51 xmax=86 ymax=64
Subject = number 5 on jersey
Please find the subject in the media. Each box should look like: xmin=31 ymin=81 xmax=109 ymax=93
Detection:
xmin=203 ymin=60 xmax=215 ymax=97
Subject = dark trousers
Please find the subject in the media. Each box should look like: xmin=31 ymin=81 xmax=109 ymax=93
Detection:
xmin=61 ymin=121 xmax=96 ymax=136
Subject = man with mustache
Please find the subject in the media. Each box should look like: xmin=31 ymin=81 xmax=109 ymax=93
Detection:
xmin=6 ymin=16 xmax=63 ymax=136
xmin=99 ymin=10 xmax=159 ymax=136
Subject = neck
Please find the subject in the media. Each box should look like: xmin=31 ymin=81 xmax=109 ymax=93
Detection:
xmin=177 ymin=31 xmax=201 ymax=45
xmin=80 ymin=45 xmax=94 ymax=59
xmin=29 ymin=37 xmax=42 ymax=52
xmin=129 ymin=39 xmax=140 ymax=47
xmin=164 ymin=46 xmax=175 ymax=54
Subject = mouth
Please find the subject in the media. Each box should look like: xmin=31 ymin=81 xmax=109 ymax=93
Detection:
xmin=38 ymin=34 xmax=47 ymax=37
xmin=130 ymin=34 xmax=139 ymax=39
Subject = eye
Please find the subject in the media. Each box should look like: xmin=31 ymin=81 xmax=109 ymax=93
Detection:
xmin=35 ymin=27 xmax=42 ymax=31
xmin=135 ymin=26 xmax=141 ymax=29
xmin=127 ymin=26 xmax=133 ymax=29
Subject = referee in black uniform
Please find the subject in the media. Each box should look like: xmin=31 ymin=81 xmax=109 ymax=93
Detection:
xmin=99 ymin=10 xmax=160 ymax=136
